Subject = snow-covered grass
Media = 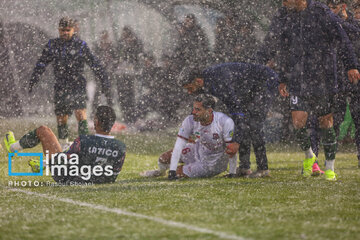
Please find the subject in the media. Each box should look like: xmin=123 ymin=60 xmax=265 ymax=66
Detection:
xmin=0 ymin=121 xmax=359 ymax=240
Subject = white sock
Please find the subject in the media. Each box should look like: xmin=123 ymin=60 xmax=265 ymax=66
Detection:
xmin=305 ymin=148 xmax=314 ymax=159
xmin=325 ymin=159 xmax=335 ymax=171
xmin=59 ymin=138 xmax=69 ymax=145
xmin=158 ymin=161 xmax=169 ymax=173
xmin=10 ymin=141 xmax=23 ymax=152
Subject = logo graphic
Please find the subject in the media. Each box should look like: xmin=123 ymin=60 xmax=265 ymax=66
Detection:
xmin=229 ymin=130 xmax=234 ymax=138
xmin=8 ymin=151 xmax=43 ymax=176
xmin=8 ymin=150 xmax=114 ymax=180
xmin=213 ymin=133 xmax=220 ymax=140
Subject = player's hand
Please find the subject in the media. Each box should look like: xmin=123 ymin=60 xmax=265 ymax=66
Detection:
xmin=347 ymin=69 xmax=360 ymax=85
xmin=278 ymin=83 xmax=289 ymax=97
xmin=225 ymin=143 xmax=239 ymax=157
xmin=168 ymin=170 xmax=178 ymax=180
xmin=266 ymin=59 xmax=276 ymax=69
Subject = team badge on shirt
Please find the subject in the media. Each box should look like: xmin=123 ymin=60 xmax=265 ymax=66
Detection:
xmin=213 ymin=133 xmax=219 ymax=140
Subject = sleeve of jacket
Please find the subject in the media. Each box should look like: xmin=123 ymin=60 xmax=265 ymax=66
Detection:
xmin=256 ymin=8 xmax=286 ymax=65
xmin=82 ymin=41 xmax=113 ymax=105
xmin=263 ymin=66 xmax=280 ymax=97
xmin=29 ymin=40 xmax=54 ymax=91
xmin=324 ymin=9 xmax=358 ymax=71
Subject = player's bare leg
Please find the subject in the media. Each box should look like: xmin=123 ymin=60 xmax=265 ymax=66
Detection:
xmin=36 ymin=125 xmax=62 ymax=155
xmin=75 ymin=108 xmax=88 ymax=135
xmin=175 ymin=165 xmax=189 ymax=179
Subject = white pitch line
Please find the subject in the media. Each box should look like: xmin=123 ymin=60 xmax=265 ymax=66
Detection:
xmin=7 ymin=188 xmax=246 ymax=240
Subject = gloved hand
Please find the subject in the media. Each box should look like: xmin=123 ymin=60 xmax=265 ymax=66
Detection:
xmin=223 ymin=173 xmax=237 ymax=178
xmin=168 ymin=170 xmax=178 ymax=180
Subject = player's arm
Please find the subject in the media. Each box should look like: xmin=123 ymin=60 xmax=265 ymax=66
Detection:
xmin=82 ymin=42 xmax=113 ymax=105
xmin=168 ymin=116 xmax=193 ymax=180
xmin=222 ymin=116 xmax=237 ymax=169
xmin=168 ymin=136 xmax=188 ymax=180
xmin=256 ymin=8 xmax=286 ymax=65
xmin=325 ymin=9 xmax=360 ymax=84
xmin=29 ymin=40 xmax=54 ymax=93
xmin=228 ymin=152 xmax=237 ymax=175
xmin=221 ymin=117 xmax=237 ymax=177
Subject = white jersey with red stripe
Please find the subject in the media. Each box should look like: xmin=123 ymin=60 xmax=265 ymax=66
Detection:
xmin=178 ymin=111 xmax=234 ymax=169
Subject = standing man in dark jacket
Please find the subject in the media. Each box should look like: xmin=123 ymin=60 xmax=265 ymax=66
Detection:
xmin=258 ymin=0 xmax=360 ymax=181
xmin=29 ymin=17 xmax=112 ymax=148
xmin=319 ymin=0 xmax=360 ymax=167
xmin=310 ymin=0 xmax=360 ymax=160
xmin=177 ymin=62 xmax=279 ymax=178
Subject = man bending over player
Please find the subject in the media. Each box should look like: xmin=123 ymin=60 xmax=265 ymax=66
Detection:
xmin=140 ymin=94 xmax=237 ymax=179
xmin=4 ymin=106 xmax=126 ymax=184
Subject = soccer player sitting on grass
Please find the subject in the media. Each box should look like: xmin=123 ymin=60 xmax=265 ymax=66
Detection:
xmin=140 ymin=94 xmax=237 ymax=179
xmin=4 ymin=106 xmax=126 ymax=184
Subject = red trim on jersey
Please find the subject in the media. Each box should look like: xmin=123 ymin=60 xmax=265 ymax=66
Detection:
xmin=177 ymin=135 xmax=189 ymax=141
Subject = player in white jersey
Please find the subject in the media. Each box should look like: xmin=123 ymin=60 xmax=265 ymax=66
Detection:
xmin=140 ymin=94 xmax=237 ymax=179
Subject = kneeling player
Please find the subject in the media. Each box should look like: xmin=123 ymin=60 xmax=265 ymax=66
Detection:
xmin=140 ymin=94 xmax=237 ymax=179
xmin=4 ymin=106 xmax=126 ymax=184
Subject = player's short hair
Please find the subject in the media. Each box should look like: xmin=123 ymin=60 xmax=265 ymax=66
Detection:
xmin=327 ymin=0 xmax=347 ymax=5
xmin=59 ymin=17 xmax=76 ymax=28
xmin=194 ymin=94 xmax=216 ymax=109
xmin=95 ymin=106 xmax=116 ymax=132
xmin=177 ymin=67 xmax=203 ymax=86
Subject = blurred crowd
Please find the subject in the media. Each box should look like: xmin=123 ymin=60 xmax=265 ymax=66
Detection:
xmin=89 ymin=12 xmax=260 ymax=129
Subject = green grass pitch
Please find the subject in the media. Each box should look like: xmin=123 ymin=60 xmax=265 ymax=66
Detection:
xmin=0 ymin=122 xmax=359 ymax=240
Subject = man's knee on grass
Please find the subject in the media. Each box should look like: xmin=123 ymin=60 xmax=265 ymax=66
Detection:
xmin=159 ymin=149 xmax=172 ymax=164
xmin=176 ymin=165 xmax=189 ymax=179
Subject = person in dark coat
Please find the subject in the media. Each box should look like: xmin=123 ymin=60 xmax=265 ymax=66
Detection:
xmin=29 ymin=17 xmax=112 ymax=147
xmin=310 ymin=0 xmax=360 ymax=168
xmin=177 ymin=62 xmax=279 ymax=178
xmin=92 ymin=30 xmax=117 ymax=118
xmin=257 ymin=0 xmax=360 ymax=181
xmin=115 ymin=26 xmax=144 ymax=124
xmin=173 ymin=14 xmax=211 ymax=70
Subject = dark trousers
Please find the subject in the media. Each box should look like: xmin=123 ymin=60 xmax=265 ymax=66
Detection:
xmin=116 ymin=74 xmax=137 ymax=124
xmin=238 ymin=98 xmax=269 ymax=170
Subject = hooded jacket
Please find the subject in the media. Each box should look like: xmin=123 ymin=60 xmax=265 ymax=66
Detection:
xmin=257 ymin=0 xmax=357 ymax=97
